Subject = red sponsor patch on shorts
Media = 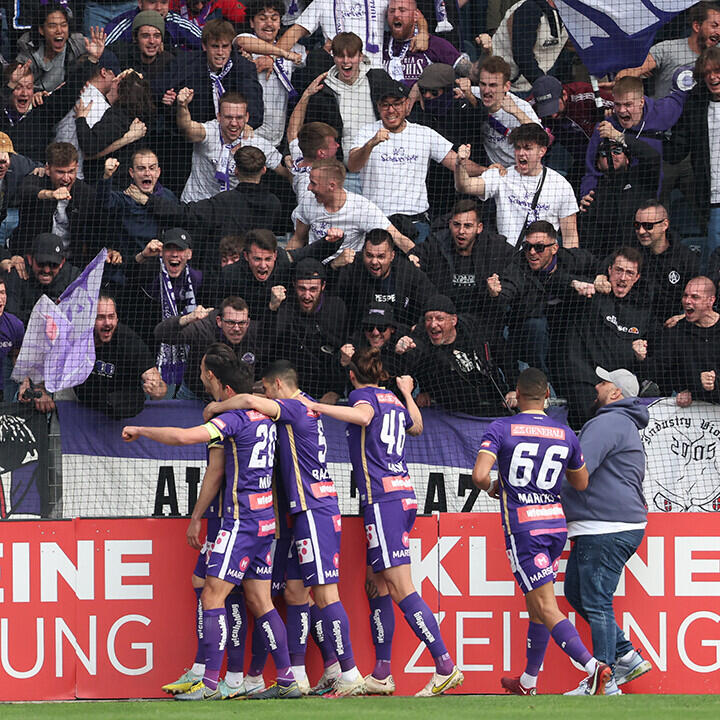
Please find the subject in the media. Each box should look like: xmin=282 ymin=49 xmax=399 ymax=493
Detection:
xmin=249 ymin=491 xmax=273 ymax=510
xmin=401 ymin=532 xmax=410 ymax=548
xmin=534 ymin=553 xmax=550 ymax=569
xmin=333 ymin=552 xmax=339 ymax=568
xmin=257 ymin=518 xmax=276 ymax=536
xmin=401 ymin=497 xmax=418 ymax=511
xmin=311 ymin=480 xmax=337 ymax=498
xmin=239 ymin=556 xmax=249 ymax=571
xmin=382 ymin=475 xmax=413 ymax=493
xmin=510 ymin=424 xmax=566 ymax=440
xmin=332 ymin=514 xmax=342 ymax=532
xmin=517 ymin=503 xmax=565 ymax=523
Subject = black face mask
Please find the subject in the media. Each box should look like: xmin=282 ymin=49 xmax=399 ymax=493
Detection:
xmin=423 ymin=91 xmax=454 ymax=115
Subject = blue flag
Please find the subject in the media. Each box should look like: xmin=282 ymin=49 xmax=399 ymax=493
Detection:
xmin=555 ymin=1 xmax=697 ymax=76
xmin=12 ymin=249 xmax=107 ymax=393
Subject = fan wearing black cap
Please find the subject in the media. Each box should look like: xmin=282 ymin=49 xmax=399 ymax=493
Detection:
xmin=268 ymin=257 xmax=347 ymax=403
xmin=122 ymin=227 xmax=211 ymax=389
xmin=332 ymin=228 xmax=435 ymax=330
xmin=577 ymin=135 xmax=662 ymax=259
xmin=4 ymin=233 xmax=81 ymax=324
xmin=341 ymin=301 xmax=410 ymax=380
xmin=394 ymin=293 xmax=509 ymax=415
xmin=348 ymin=78 xmax=483 ymax=241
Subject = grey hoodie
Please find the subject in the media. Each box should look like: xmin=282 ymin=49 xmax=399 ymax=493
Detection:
xmin=562 ymin=398 xmax=649 ymax=524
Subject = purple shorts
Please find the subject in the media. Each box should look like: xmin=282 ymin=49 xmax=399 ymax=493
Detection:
xmin=193 ymin=517 xmax=222 ymax=579
xmin=505 ymin=529 xmax=566 ymax=594
xmin=364 ymin=498 xmax=417 ymax=571
xmin=206 ymin=516 xmax=276 ymax=585
xmin=288 ymin=505 xmax=342 ymax=587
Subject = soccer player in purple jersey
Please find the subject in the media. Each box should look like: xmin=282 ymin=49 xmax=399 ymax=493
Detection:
xmin=161 ymin=444 xmax=251 ymax=698
xmin=123 ymin=344 xmax=300 ymax=701
xmin=205 ymin=359 xmax=365 ymax=697
xmin=472 ymin=368 xmax=612 ymax=696
xmin=303 ymin=347 xmax=464 ymax=697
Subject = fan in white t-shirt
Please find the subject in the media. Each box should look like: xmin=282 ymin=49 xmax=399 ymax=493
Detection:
xmin=176 ymin=87 xmax=290 ymax=202
xmin=455 ymin=122 xmax=579 ymax=249
xmin=289 ymin=158 xmax=414 ymax=257
xmin=475 ymin=55 xmax=543 ymax=168
xmin=348 ymin=83 xmax=483 ymax=220
xmin=234 ymin=1 xmax=306 ymax=148
xmin=287 ymin=120 xmax=341 ymax=203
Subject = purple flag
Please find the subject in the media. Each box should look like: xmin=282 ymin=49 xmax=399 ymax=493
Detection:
xmin=12 ymin=249 xmax=107 ymax=393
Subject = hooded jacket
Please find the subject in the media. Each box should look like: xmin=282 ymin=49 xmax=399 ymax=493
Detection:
xmin=562 ymin=397 xmax=649 ymax=525
xmin=580 ymin=90 xmax=687 ymax=197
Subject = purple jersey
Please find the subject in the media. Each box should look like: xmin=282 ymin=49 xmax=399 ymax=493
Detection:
xmin=347 ymin=386 xmax=416 ymax=508
xmin=272 ymin=393 xmax=339 ymax=515
xmin=202 ymin=440 xmax=224 ymax=520
xmin=383 ymin=34 xmax=461 ymax=87
xmin=479 ymin=412 xmax=584 ymax=536
xmin=203 ymin=410 xmax=276 ymax=533
xmin=0 ymin=311 xmax=24 ymax=391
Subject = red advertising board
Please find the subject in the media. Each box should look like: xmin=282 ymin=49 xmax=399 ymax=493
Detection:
xmin=0 ymin=515 xmax=718 ymax=699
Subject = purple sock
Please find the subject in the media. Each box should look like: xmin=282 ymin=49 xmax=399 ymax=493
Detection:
xmin=287 ymin=603 xmax=310 ymax=666
xmin=525 ymin=621 xmax=550 ymax=676
xmin=249 ymin=620 xmax=268 ymax=676
xmin=201 ymin=607 xmax=227 ymax=690
xmin=224 ymin=590 xmax=247 ymax=673
xmin=193 ymin=587 xmax=204 ymax=664
xmin=319 ymin=601 xmax=356 ymax=672
xmin=257 ymin=609 xmax=293 ymax=686
xmin=369 ymin=595 xmax=394 ymax=673
xmin=398 ymin=592 xmax=453 ymax=675
xmin=551 ymin=619 xmax=593 ymax=667
xmin=310 ymin=603 xmax=338 ymax=666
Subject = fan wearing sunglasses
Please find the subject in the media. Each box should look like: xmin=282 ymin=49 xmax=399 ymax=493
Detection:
xmin=486 ymin=220 xmax=596 ymax=397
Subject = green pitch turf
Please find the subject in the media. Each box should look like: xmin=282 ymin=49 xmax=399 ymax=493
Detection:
xmin=2 ymin=696 xmax=720 ymax=720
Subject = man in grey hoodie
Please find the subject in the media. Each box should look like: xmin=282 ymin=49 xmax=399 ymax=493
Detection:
xmin=562 ymin=367 xmax=653 ymax=696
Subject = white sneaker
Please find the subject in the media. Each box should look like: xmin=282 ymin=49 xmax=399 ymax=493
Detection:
xmin=364 ymin=673 xmax=396 ymax=695
xmin=296 ymin=676 xmax=311 ymax=695
xmin=326 ymin=675 xmax=366 ymax=697
xmin=414 ymin=666 xmax=464 ymax=697
xmin=605 ymin=678 xmax=622 ymax=696
xmin=564 ymin=678 xmax=589 ymax=696
xmin=311 ymin=662 xmax=341 ymax=695
xmin=614 ymin=649 xmax=652 ymax=686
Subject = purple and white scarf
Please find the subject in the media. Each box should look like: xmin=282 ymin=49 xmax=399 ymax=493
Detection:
xmin=209 ymin=58 xmax=233 ymax=115
xmin=157 ymin=259 xmax=197 ymax=384
xmin=333 ymin=0 xmax=379 ymax=54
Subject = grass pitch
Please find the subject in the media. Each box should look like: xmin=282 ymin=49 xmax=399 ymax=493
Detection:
xmin=3 ymin=695 xmax=720 ymax=720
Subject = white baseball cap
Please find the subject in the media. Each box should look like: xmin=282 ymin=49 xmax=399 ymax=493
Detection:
xmin=595 ymin=366 xmax=639 ymax=398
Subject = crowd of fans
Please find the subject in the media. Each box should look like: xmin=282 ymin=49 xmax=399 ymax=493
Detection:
xmin=0 ymin=0 xmax=719 ymax=429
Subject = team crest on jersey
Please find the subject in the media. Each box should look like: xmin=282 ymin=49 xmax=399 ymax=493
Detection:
xmin=242 ymin=352 xmax=256 ymax=365
xmin=212 ymin=530 xmax=230 ymax=553
xmin=296 ymin=538 xmax=315 ymax=564
xmin=365 ymin=523 xmax=379 ymax=548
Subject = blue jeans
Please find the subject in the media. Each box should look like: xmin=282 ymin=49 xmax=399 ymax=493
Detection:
xmin=563 ymin=528 xmax=645 ymax=665
xmin=84 ymin=1 xmax=137 ymax=34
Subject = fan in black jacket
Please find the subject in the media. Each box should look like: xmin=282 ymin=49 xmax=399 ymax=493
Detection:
xmin=410 ymin=199 xmax=513 ymax=343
